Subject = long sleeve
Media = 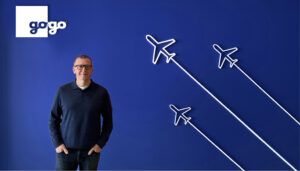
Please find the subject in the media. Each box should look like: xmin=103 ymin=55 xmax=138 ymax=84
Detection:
xmin=97 ymin=89 xmax=113 ymax=148
xmin=49 ymin=88 xmax=64 ymax=147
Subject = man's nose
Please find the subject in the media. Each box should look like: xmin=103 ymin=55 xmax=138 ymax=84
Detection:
xmin=82 ymin=67 xmax=87 ymax=71
xmin=81 ymin=67 xmax=89 ymax=73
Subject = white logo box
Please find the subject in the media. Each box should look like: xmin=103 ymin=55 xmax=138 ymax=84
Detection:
xmin=16 ymin=6 xmax=48 ymax=37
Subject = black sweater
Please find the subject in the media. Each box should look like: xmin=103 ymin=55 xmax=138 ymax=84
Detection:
xmin=49 ymin=80 xmax=113 ymax=149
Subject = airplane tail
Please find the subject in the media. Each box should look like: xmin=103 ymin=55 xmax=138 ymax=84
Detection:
xmin=166 ymin=53 xmax=176 ymax=63
xmin=229 ymin=59 xmax=238 ymax=68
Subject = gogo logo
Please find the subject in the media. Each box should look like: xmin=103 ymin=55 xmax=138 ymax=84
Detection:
xmin=16 ymin=6 xmax=67 ymax=38
xmin=29 ymin=21 xmax=67 ymax=35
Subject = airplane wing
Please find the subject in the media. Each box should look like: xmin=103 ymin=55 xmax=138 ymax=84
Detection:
xmin=218 ymin=55 xmax=227 ymax=69
xmin=174 ymin=113 xmax=181 ymax=126
xmin=152 ymin=47 xmax=161 ymax=64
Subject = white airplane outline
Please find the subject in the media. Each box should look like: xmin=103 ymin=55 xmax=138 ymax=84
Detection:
xmin=145 ymin=34 xmax=176 ymax=64
xmin=212 ymin=44 xmax=238 ymax=69
xmin=169 ymin=104 xmax=192 ymax=126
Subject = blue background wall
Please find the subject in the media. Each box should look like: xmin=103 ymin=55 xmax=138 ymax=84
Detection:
xmin=0 ymin=0 xmax=299 ymax=170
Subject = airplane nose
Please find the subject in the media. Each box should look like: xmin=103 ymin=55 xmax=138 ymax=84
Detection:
xmin=145 ymin=35 xmax=152 ymax=41
xmin=169 ymin=104 xmax=177 ymax=112
xmin=146 ymin=34 xmax=157 ymax=45
xmin=212 ymin=44 xmax=222 ymax=51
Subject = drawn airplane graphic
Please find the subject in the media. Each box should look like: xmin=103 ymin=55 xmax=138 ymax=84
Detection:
xmin=146 ymin=34 xmax=176 ymax=64
xmin=169 ymin=104 xmax=192 ymax=126
xmin=213 ymin=44 xmax=238 ymax=69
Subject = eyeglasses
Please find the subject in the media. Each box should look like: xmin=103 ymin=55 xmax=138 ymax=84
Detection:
xmin=74 ymin=64 xmax=92 ymax=70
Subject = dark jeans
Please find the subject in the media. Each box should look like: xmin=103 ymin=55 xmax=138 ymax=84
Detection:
xmin=55 ymin=148 xmax=100 ymax=170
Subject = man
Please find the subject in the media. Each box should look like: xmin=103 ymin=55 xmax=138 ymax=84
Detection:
xmin=49 ymin=55 xmax=113 ymax=170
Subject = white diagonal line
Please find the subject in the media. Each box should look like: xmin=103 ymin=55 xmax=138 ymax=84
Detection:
xmin=233 ymin=63 xmax=300 ymax=126
xmin=170 ymin=58 xmax=297 ymax=171
xmin=187 ymin=119 xmax=245 ymax=170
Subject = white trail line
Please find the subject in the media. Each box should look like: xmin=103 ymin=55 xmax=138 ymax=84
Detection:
xmin=212 ymin=43 xmax=300 ymax=126
xmin=171 ymin=58 xmax=297 ymax=171
xmin=145 ymin=35 xmax=297 ymax=170
xmin=169 ymin=104 xmax=245 ymax=170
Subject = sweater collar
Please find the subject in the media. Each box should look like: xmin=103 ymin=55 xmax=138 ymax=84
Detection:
xmin=71 ymin=79 xmax=94 ymax=90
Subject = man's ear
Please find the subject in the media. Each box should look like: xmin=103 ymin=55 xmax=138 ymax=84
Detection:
xmin=72 ymin=67 xmax=76 ymax=74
